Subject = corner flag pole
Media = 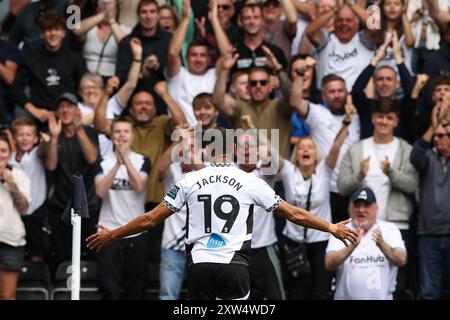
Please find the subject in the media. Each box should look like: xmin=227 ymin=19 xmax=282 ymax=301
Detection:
xmin=62 ymin=175 xmax=89 ymax=300
xmin=71 ymin=208 xmax=81 ymax=300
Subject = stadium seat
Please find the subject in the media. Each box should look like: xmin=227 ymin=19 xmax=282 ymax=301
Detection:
xmin=16 ymin=261 xmax=51 ymax=300
xmin=51 ymin=260 xmax=101 ymax=300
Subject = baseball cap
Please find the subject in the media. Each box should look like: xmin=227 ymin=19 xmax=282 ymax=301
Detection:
xmin=350 ymin=187 xmax=377 ymax=204
xmin=56 ymin=92 xmax=78 ymax=107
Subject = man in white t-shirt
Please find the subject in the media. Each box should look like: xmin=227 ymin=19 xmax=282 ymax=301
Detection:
xmin=338 ymin=98 xmax=418 ymax=299
xmin=166 ymin=0 xmax=217 ymax=126
xmin=325 ymin=187 xmax=407 ymax=300
xmin=338 ymin=99 xmax=418 ymax=232
xmin=94 ymin=117 xmax=150 ymax=300
xmin=305 ymin=2 xmax=375 ymax=91
xmin=290 ymin=72 xmax=360 ymax=223
xmin=87 ymin=127 xmax=358 ymax=300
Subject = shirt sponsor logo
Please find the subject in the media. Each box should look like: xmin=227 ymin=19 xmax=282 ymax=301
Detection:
xmin=111 ymin=178 xmax=132 ymax=190
xmin=329 ymin=48 xmax=358 ymax=62
xmin=207 ymin=233 xmax=226 ymax=249
xmin=167 ymin=185 xmax=180 ymax=200
xmin=349 ymin=254 xmax=385 ymax=265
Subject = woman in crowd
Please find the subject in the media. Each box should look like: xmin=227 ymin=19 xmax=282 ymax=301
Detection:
xmin=372 ymin=0 xmax=416 ymax=73
xmin=279 ymin=107 xmax=352 ymax=300
xmin=73 ymin=0 xmax=131 ymax=79
xmin=0 ymin=134 xmax=31 ymax=300
xmin=158 ymin=4 xmax=179 ymax=33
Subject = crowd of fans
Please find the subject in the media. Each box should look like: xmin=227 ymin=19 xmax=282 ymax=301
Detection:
xmin=0 ymin=0 xmax=449 ymax=300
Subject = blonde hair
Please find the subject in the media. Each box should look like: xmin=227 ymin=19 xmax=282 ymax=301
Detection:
xmin=290 ymin=136 xmax=322 ymax=166
xmin=79 ymin=72 xmax=104 ymax=90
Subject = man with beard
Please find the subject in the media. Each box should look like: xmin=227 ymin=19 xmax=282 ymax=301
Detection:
xmin=325 ymin=186 xmax=407 ymax=300
xmin=212 ymin=48 xmax=292 ymax=158
xmin=94 ymin=76 xmax=186 ymax=263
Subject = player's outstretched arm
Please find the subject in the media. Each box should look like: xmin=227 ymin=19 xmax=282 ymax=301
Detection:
xmin=275 ymin=200 xmax=358 ymax=247
xmin=86 ymin=203 xmax=173 ymax=252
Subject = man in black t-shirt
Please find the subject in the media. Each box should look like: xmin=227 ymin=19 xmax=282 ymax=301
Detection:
xmin=215 ymin=2 xmax=288 ymax=73
xmin=44 ymin=92 xmax=100 ymax=269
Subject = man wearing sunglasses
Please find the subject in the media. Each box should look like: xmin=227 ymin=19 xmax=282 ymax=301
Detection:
xmin=410 ymin=103 xmax=450 ymax=300
xmin=213 ymin=46 xmax=293 ymax=159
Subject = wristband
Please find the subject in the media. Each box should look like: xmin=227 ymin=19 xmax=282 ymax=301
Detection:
xmin=342 ymin=118 xmax=351 ymax=126
xmin=133 ymin=58 xmax=142 ymax=63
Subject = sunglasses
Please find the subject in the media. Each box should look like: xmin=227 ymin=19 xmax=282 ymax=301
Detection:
xmin=434 ymin=133 xmax=450 ymax=139
xmin=218 ymin=4 xmax=231 ymax=11
xmin=249 ymin=79 xmax=269 ymax=87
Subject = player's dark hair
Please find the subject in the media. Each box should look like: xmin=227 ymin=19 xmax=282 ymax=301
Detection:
xmin=204 ymin=126 xmax=235 ymax=158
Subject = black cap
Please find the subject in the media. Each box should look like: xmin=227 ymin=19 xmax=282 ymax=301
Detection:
xmin=350 ymin=187 xmax=377 ymax=204
xmin=56 ymin=92 xmax=78 ymax=107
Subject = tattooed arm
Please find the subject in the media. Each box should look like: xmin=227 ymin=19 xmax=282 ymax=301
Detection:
xmin=3 ymin=168 xmax=29 ymax=215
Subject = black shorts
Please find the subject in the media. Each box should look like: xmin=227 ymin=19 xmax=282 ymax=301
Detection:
xmin=188 ymin=263 xmax=250 ymax=300
xmin=0 ymin=242 xmax=24 ymax=272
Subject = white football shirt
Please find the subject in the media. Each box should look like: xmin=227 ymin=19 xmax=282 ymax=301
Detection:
xmin=162 ymin=163 xmax=282 ymax=265
xmin=161 ymin=163 xmax=187 ymax=251
xmin=96 ymin=151 xmax=150 ymax=233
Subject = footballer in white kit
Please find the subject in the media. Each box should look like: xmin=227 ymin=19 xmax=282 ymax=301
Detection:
xmin=87 ymin=128 xmax=358 ymax=300
xmin=162 ymin=163 xmax=281 ymax=266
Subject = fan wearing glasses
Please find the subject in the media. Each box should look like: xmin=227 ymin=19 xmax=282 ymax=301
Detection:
xmin=410 ymin=100 xmax=450 ymax=300
xmin=212 ymin=45 xmax=293 ymax=158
